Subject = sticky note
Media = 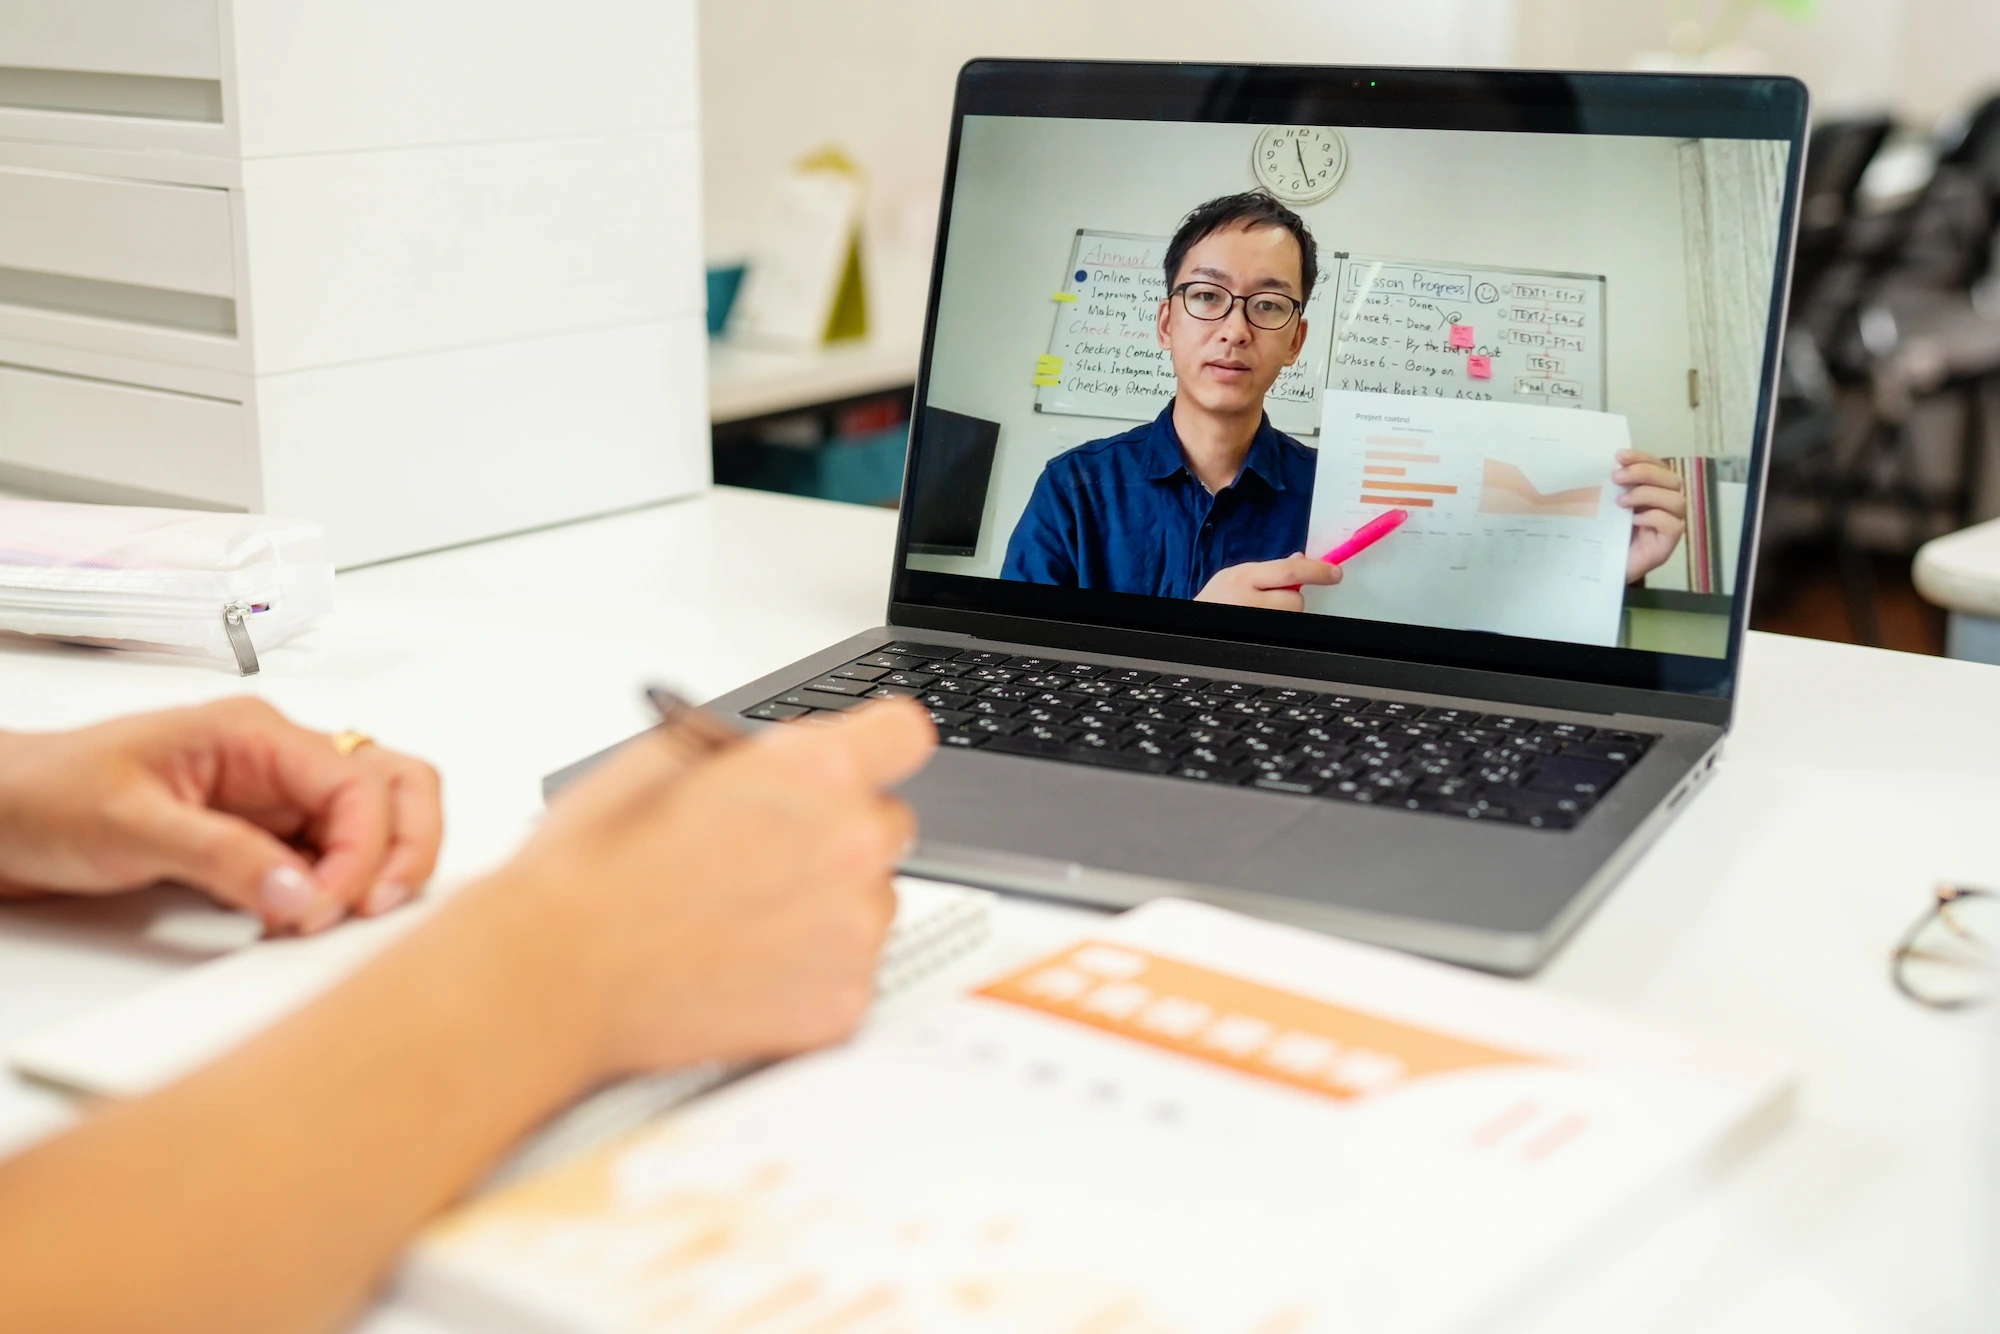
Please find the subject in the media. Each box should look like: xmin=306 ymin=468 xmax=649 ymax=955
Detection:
xmin=1037 ymin=356 xmax=1064 ymax=371
xmin=1033 ymin=375 xmax=1061 ymax=387
xmin=1052 ymin=292 xmax=1077 ymax=303
xmin=1467 ymin=355 xmax=1493 ymax=380
xmin=1449 ymin=324 xmax=1475 ymax=349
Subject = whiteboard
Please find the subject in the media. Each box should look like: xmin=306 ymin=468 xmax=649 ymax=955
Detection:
xmin=1327 ymin=255 xmax=1607 ymax=411
xmin=1033 ymin=229 xmax=1337 ymax=436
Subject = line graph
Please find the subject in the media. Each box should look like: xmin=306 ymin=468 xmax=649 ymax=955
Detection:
xmin=1477 ymin=459 xmax=1604 ymax=519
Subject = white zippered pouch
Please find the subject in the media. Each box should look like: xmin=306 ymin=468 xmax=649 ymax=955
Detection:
xmin=0 ymin=500 xmax=334 ymax=675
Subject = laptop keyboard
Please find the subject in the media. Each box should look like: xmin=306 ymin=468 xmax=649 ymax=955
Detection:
xmin=744 ymin=641 xmax=1657 ymax=832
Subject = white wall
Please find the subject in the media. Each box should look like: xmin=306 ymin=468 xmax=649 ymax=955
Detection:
xmin=1515 ymin=0 xmax=1999 ymax=122
xmin=912 ymin=116 xmax=1700 ymax=579
xmin=698 ymin=0 xmax=1517 ymax=271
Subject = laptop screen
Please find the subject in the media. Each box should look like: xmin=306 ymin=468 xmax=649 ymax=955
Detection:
xmin=891 ymin=65 xmax=1806 ymax=698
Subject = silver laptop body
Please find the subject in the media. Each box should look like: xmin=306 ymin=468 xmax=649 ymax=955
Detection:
xmin=555 ymin=61 xmax=1808 ymax=975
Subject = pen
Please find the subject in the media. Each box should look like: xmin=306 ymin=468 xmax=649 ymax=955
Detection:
xmin=644 ymin=684 xmax=750 ymax=753
xmin=1320 ymin=507 xmax=1411 ymax=566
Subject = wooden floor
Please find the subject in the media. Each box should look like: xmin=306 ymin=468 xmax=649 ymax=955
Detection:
xmin=1750 ymin=544 xmax=1947 ymax=656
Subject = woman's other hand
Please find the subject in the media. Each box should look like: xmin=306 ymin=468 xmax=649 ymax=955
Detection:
xmin=0 ymin=698 xmax=441 ymax=934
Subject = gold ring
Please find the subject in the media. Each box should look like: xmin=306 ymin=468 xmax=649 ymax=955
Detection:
xmin=331 ymin=730 xmax=375 ymax=757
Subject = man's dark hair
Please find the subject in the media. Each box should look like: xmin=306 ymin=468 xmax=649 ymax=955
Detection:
xmin=1162 ymin=191 xmax=1319 ymax=306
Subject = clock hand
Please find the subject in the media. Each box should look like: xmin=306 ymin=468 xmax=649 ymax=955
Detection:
xmin=1296 ymin=139 xmax=1309 ymax=181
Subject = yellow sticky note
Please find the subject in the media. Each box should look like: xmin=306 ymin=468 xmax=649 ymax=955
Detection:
xmin=1037 ymin=356 xmax=1064 ymax=370
xmin=1051 ymin=292 xmax=1077 ymax=303
xmin=1033 ymin=375 xmax=1061 ymax=387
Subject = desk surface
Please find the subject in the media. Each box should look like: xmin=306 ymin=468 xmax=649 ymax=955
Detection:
xmin=1917 ymin=515 xmax=2000 ymax=617
xmin=0 ymin=487 xmax=1993 ymax=1333
xmin=708 ymin=332 xmax=920 ymax=424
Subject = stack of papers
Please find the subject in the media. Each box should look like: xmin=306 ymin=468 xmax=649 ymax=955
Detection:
xmin=403 ymin=899 xmax=1790 ymax=1333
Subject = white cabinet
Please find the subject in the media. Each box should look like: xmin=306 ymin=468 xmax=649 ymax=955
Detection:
xmin=1 ymin=0 xmax=222 ymax=82
xmin=0 ymin=1 xmax=708 ymax=567
xmin=0 ymin=365 xmax=250 ymax=508
xmin=238 ymin=130 xmax=702 ymax=374
xmin=229 ymin=0 xmax=699 ymax=158
xmin=0 ymin=167 xmax=235 ymax=298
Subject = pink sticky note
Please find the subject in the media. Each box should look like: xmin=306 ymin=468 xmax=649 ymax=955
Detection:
xmin=1467 ymin=354 xmax=1493 ymax=380
xmin=1449 ymin=324 xmax=1475 ymax=349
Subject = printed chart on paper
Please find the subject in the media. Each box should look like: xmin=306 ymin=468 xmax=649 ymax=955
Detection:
xmin=409 ymin=902 xmax=1783 ymax=1334
xmin=1304 ymin=391 xmax=1634 ymax=645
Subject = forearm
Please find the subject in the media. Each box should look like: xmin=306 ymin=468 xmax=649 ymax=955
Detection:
xmin=0 ymin=867 xmax=605 ymax=1334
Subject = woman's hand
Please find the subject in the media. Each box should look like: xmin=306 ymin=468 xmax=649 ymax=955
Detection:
xmin=0 ymin=698 xmax=932 ymax=1334
xmin=498 ymin=698 xmax=936 ymax=1080
xmin=1615 ymin=449 xmax=1689 ymax=584
xmin=0 ymin=698 xmax=441 ymax=934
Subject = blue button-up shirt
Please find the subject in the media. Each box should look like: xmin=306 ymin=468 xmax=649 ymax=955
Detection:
xmin=999 ymin=403 xmax=1318 ymax=600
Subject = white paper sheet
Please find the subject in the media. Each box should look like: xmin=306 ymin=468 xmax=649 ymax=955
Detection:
xmin=404 ymin=900 xmax=1791 ymax=1334
xmin=1303 ymin=391 xmax=1635 ymax=647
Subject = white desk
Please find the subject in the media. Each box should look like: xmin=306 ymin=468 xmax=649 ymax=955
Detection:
xmin=708 ymin=332 xmax=921 ymax=424
xmin=0 ymin=486 xmax=1993 ymax=1333
xmin=1917 ymin=516 xmax=2000 ymax=663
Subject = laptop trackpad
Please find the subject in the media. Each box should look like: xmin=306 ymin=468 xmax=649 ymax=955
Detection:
xmin=905 ymin=749 xmax=1308 ymax=884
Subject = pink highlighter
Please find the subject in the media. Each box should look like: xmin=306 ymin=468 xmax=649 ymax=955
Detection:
xmin=1280 ymin=508 xmax=1409 ymax=593
xmin=1320 ymin=507 xmax=1411 ymax=566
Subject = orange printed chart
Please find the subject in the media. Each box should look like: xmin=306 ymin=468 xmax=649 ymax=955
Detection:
xmin=1477 ymin=458 xmax=1605 ymax=518
xmin=980 ymin=941 xmax=1539 ymax=1104
xmin=1303 ymin=390 xmax=1636 ymax=646
xmin=406 ymin=899 xmax=1786 ymax=1334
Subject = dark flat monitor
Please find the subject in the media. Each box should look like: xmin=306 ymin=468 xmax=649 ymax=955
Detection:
xmin=906 ymin=406 xmax=1000 ymax=557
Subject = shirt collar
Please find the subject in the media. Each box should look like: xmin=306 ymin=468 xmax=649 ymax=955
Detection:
xmin=1145 ymin=401 xmax=1290 ymax=492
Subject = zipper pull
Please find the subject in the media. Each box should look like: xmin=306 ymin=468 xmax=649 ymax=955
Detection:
xmin=222 ymin=600 xmax=261 ymax=676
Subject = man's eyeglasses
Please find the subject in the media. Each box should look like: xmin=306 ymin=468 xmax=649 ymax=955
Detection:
xmin=1891 ymin=882 xmax=1996 ymax=1010
xmin=1171 ymin=282 xmax=1303 ymax=331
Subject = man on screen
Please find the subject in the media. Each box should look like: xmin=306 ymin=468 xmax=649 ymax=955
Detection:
xmin=1003 ymin=192 xmax=1334 ymax=610
xmin=1000 ymin=191 xmax=1688 ymax=611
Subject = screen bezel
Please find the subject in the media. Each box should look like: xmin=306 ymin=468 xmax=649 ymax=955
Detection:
xmin=887 ymin=60 xmax=1809 ymax=704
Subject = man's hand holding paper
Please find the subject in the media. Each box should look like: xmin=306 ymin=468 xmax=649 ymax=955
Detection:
xmin=1615 ymin=448 xmax=1690 ymax=585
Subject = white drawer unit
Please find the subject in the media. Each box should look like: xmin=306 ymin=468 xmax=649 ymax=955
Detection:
xmin=239 ymin=129 xmax=701 ymax=374
xmin=0 ymin=2 xmax=708 ymax=566
xmin=0 ymin=0 xmax=696 ymax=158
xmin=0 ymin=365 xmax=250 ymax=509
xmin=1 ymin=0 xmax=222 ymax=82
xmin=0 ymin=166 xmax=235 ymax=299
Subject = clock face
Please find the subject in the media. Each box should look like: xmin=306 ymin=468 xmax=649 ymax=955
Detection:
xmin=1253 ymin=126 xmax=1348 ymax=204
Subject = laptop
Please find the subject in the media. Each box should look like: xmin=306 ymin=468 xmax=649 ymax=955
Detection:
xmin=554 ymin=61 xmax=1809 ymax=975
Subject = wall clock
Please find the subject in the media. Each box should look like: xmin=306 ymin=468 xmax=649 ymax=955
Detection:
xmin=1252 ymin=126 xmax=1348 ymax=204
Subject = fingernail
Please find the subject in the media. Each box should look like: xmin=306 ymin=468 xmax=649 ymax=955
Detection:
xmin=258 ymin=865 xmax=319 ymax=924
xmin=298 ymin=897 xmax=347 ymax=936
xmin=363 ymin=881 xmax=411 ymax=916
